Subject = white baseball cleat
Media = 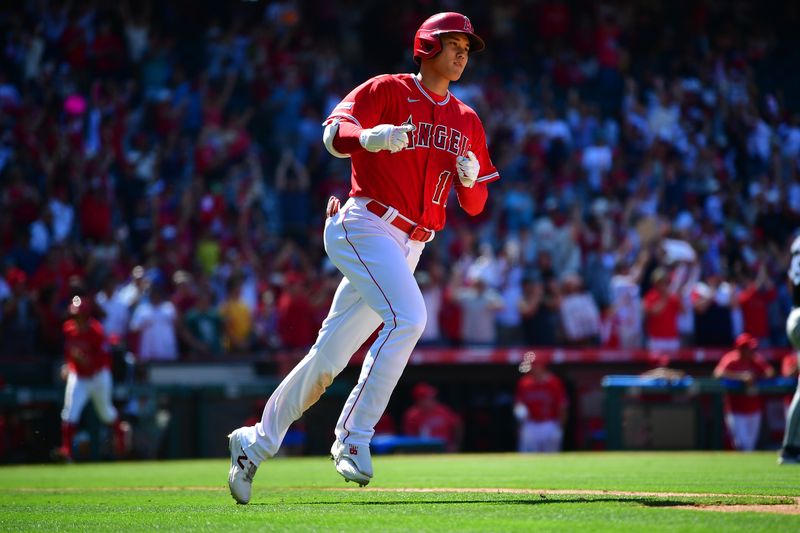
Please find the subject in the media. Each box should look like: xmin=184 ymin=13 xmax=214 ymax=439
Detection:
xmin=778 ymin=446 xmax=800 ymax=465
xmin=330 ymin=439 xmax=373 ymax=487
xmin=228 ymin=428 xmax=258 ymax=504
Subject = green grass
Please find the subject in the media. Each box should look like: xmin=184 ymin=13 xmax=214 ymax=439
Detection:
xmin=1 ymin=452 xmax=798 ymax=532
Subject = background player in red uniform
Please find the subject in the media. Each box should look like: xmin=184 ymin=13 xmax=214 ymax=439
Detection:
xmin=57 ymin=296 xmax=126 ymax=461
xmin=227 ymin=12 xmax=499 ymax=504
xmin=713 ymin=332 xmax=774 ymax=451
xmin=513 ymin=351 xmax=568 ymax=452
xmin=403 ymin=382 xmax=463 ymax=453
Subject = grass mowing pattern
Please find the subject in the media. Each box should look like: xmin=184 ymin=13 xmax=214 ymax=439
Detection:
xmin=1 ymin=452 xmax=798 ymax=532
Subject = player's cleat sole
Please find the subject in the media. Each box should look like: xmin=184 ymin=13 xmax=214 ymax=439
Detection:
xmin=330 ymin=440 xmax=372 ymax=486
xmin=227 ymin=429 xmax=258 ymax=504
xmin=329 ymin=454 xmax=369 ymax=487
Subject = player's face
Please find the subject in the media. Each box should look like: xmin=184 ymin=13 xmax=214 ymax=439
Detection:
xmin=431 ymin=33 xmax=470 ymax=81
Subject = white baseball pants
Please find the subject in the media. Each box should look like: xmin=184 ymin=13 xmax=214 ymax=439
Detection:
xmin=61 ymin=368 xmax=118 ymax=424
xmin=241 ymin=197 xmax=426 ymax=463
xmin=518 ymin=420 xmax=563 ymax=453
xmin=725 ymin=411 xmax=761 ymax=451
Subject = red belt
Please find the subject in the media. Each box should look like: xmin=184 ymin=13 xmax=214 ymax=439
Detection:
xmin=366 ymin=201 xmax=435 ymax=242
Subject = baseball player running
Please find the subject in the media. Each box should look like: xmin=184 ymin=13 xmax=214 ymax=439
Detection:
xmin=56 ymin=296 xmax=125 ymax=461
xmin=227 ymin=12 xmax=499 ymax=503
xmin=780 ymin=235 xmax=800 ymax=464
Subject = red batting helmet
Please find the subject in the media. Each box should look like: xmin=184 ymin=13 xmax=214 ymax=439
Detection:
xmin=412 ymin=382 xmax=438 ymax=402
xmin=413 ymin=12 xmax=485 ymax=65
xmin=734 ymin=332 xmax=758 ymax=351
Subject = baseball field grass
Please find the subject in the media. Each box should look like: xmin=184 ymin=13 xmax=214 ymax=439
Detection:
xmin=1 ymin=452 xmax=798 ymax=532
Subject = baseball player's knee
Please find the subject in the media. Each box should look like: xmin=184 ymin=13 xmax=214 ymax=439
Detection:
xmin=315 ymin=349 xmax=350 ymax=378
xmin=394 ymin=309 xmax=427 ymax=339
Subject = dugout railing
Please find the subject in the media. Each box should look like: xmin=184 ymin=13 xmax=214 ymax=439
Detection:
xmin=0 ymin=348 xmax=797 ymax=462
xmin=602 ymin=375 xmax=797 ymax=450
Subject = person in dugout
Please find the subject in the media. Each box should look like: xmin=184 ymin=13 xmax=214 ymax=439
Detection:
xmin=402 ymin=382 xmax=463 ymax=453
xmin=713 ymin=332 xmax=775 ymax=451
xmin=514 ymin=351 xmax=568 ymax=453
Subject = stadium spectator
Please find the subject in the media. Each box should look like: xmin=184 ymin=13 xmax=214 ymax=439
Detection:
xmin=519 ymin=275 xmax=559 ymax=347
xmin=252 ymin=287 xmax=280 ymax=351
xmin=94 ymin=275 xmax=130 ymax=342
xmin=603 ymin=255 xmax=645 ymax=348
xmin=34 ymin=285 xmax=64 ymax=356
xmin=220 ymin=275 xmax=253 ymax=353
xmin=129 ymin=282 xmax=178 ymax=361
xmin=275 ymin=271 xmax=316 ymax=351
xmin=182 ymin=289 xmax=223 ymax=358
xmin=0 ymin=0 xmax=799 ymax=361
xmin=643 ymin=268 xmax=682 ymax=353
xmin=495 ymin=240 xmax=526 ymax=346
xmin=713 ymin=333 xmax=775 ymax=451
xmin=691 ymin=277 xmax=735 ymax=348
xmin=558 ymin=273 xmax=601 ymax=346
xmin=0 ymin=268 xmax=36 ymax=357
xmin=453 ymin=270 xmax=504 ymax=346
xmin=738 ymin=265 xmax=777 ymax=347
xmin=116 ymin=266 xmax=148 ymax=311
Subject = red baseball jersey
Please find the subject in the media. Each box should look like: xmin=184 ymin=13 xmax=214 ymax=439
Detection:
xmin=63 ymin=318 xmax=111 ymax=377
xmin=714 ymin=350 xmax=772 ymax=414
xmin=403 ymin=403 xmax=461 ymax=445
xmin=515 ymin=373 xmax=567 ymax=422
xmin=324 ymin=73 xmax=499 ymax=231
xmin=642 ymin=289 xmax=681 ymax=338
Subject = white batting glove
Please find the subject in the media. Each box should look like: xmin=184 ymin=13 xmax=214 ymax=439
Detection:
xmin=359 ymin=124 xmax=415 ymax=153
xmin=456 ymin=150 xmax=479 ymax=188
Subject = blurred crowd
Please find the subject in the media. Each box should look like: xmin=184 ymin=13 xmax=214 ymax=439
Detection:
xmin=2 ymin=0 xmax=800 ymax=364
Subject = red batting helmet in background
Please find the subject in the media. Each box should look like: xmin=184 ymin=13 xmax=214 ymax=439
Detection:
xmin=413 ymin=12 xmax=485 ymax=65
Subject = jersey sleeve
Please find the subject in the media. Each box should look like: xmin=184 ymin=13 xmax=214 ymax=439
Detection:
xmin=782 ymin=354 xmax=798 ymax=377
xmin=713 ymin=353 xmax=732 ymax=374
xmin=323 ymin=75 xmax=389 ymax=129
xmin=454 ymin=181 xmax=488 ymax=215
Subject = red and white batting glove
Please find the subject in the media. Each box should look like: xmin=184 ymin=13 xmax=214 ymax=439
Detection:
xmin=456 ymin=150 xmax=479 ymax=188
xmin=359 ymin=124 xmax=415 ymax=153
xmin=326 ymin=196 xmax=341 ymax=217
